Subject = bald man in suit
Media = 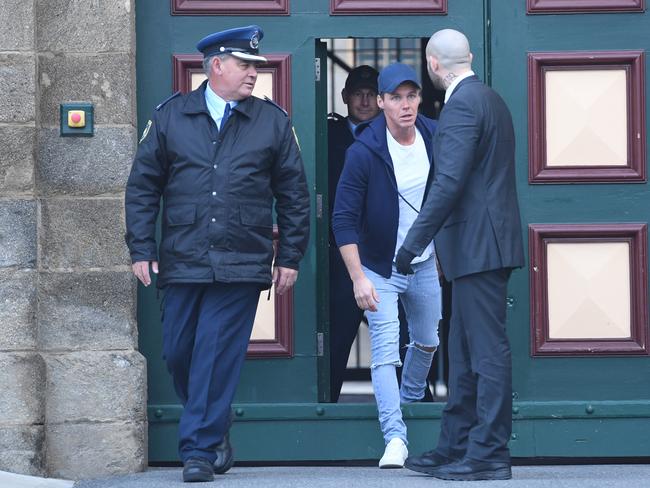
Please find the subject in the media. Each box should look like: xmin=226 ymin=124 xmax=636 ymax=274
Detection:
xmin=395 ymin=29 xmax=524 ymax=481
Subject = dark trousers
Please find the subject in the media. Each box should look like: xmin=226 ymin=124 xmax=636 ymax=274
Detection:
xmin=329 ymin=246 xmax=364 ymax=402
xmin=435 ymin=268 xmax=512 ymax=463
xmin=162 ymin=282 xmax=261 ymax=463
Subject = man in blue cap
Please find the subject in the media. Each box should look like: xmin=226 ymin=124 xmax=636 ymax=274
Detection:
xmin=332 ymin=63 xmax=442 ymax=468
xmin=125 ymin=25 xmax=310 ymax=482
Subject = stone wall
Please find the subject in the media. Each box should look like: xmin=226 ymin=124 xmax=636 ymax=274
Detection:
xmin=0 ymin=0 xmax=146 ymax=479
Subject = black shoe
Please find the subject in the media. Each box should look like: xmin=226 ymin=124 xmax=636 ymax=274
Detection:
xmin=213 ymin=432 xmax=234 ymax=474
xmin=431 ymin=458 xmax=512 ymax=481
xmin=182 ymin=457 xmax=214 ymax=483
xmin=404 ymin=450 xmax=454 ymax=475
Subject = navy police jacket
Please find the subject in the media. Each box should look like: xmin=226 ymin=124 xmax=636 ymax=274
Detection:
xmin=125 ymin=80 xmax=310 ymax=288
xmin=332 ymin=113 xmax=437 ymax=279
xmin=327 ymin=113 xmax=355 ymax=245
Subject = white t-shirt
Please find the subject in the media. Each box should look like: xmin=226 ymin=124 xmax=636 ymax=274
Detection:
xmin=387 ymin=128 xmax=435 ymax=264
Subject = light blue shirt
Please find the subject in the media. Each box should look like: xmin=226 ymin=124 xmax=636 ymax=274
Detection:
xmin=348 ymin=119 xmax=359 ymax=137
xmin=204 ymin=83 xmax=239 ymax=129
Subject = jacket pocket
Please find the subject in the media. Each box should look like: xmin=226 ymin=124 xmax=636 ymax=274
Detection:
xmin=240 ymin=204 xmax=272 ymax=229
xmin=239 ymin=204 xmax=273 ymax=254
xmin=167 ymin=204 xmax=196 ymax=226
xmin=163 ymin=204 xmax=197 ymax=258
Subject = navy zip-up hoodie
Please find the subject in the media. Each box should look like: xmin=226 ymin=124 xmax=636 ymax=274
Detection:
xmin=332 ymin=112 xmax=437 ymax=278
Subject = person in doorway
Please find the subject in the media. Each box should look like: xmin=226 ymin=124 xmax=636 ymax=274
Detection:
xmin=333 ymin=63 xmax=442 ymax=468
xmin=327 ymin=65 xmax=381 ymax=402
xmin=395 ymin=29 xmax=524 ymax=481
xmin=125 ymin=25 xmax=310 ymax=483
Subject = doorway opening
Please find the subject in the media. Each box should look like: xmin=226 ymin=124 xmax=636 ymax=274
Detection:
xmin=322 ymin=37 xmax=449 ymax=404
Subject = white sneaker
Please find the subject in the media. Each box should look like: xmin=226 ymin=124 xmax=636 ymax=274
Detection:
xmin=378 ymin=438 xmax=408 ymax=469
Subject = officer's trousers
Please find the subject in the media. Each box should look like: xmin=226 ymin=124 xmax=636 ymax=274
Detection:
xmin=162 ymin=282 xmax=261 ymax=463
xmin=328 ymin=246 xmax=364 ymax=402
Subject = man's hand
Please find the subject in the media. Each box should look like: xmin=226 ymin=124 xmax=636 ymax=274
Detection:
xmin=132 ymin=261 xmax=158 ymax=287
xmin=395 ymin=247 xmax=416 ymax=275
xmin=273 ymin=266 xmax=298 ymax=295
xmin=352 ymin=275 xmax=380 ymax=312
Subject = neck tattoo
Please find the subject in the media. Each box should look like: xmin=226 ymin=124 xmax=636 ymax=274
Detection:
xmin=444 ymin=72 xmax=458 ymax=89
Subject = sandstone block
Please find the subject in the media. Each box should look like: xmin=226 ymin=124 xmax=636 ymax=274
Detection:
xmin=37 ymin=127 xmax=135 ymax=196
xmin=39 ymin=271 xmax=136 ymax=351
xmin=40 ymin=198 xmax=129 ymax=269
xmin=0 ymin=199 xmax=37 ymax=269
xmin=0 ymin=269 xmax=37 ymax=350
xmin=0 ymin=0 xmax=34 ymax=51
xmin=38 ymin=53 xmax=134 ymax=126
xmin=36 ymin=0 xmax=133 ymax=53
xmin=0 ymin=353 xmax=45 ymax=425
xmin=45 ymin=350 xmax=146 ymax=423
xmin=0 ymin=425 xmax=45 ymax=477
xmin=0 ymin=53 xmax=35 ymax=124
xmin=46 ymin=421 xmax=145 ymax=480
xmin=0 ymin=125 xmax=35 ymax=193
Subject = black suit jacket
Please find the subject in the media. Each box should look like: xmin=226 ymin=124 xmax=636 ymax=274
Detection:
xmin=402 ymin=75 xmax=524 ymax=281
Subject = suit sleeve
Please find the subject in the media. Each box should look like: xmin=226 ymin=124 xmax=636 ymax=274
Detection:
xmin=332 ymin=145 xmax=368 ymax=247
xmin=402 ymin=98 xmax=479 ymax=255
xmin=271 ymin=118 xmax=311 ymax=270
xmin=124 ymin=113 xmax=167 ymax=263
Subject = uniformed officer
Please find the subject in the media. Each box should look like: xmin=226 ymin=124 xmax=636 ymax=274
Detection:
xmin=327 ymin=65 xmax=381 ymax=402
xmin=125 ymin=25 xmax=310 ymax=483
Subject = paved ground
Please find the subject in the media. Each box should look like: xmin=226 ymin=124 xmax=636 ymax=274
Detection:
xmin=0 ymin=471 xmax=73 ymax=488
xmin=70 ymin=464 xmax=650 ymax=488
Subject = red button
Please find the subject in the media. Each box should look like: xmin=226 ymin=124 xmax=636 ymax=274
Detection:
xmin=71 ymin=113 xmax=81 ymax=123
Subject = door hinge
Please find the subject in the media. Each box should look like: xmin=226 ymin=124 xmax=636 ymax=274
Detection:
xmin=316 ymin=193 xmax=323 ymax=219
xmin=314 ymin=57 xmax=321 ymax=82
xmin=317 ymin=332 xmax=324 ymax=357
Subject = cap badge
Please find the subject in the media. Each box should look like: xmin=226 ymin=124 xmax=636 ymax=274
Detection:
xmin=250 ymin=32 xmax=259 ymax=50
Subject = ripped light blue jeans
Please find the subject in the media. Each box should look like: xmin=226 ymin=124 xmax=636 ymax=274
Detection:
xmin=363 ymin=255 xmax=442 ymax=444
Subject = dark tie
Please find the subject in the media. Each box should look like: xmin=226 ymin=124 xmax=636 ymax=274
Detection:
xmin=220 ymin=103 xmax=231 ymax=132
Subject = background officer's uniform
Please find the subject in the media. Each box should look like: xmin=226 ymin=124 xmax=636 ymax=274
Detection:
xmin=125 ymin=26 xmax=310 ymax=468
xmin=327 ymin=66 xmax=378 ymax=402
xmin=327 ymin=111 xmax=364 ymax=402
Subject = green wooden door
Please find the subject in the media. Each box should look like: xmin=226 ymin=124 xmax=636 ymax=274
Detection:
xmin=136 ymin=0 xmax=649 ymax=462
xmin=136 ymin=0 xmax=486 ymax=463
xmin=491 ymin=3 xmax=650 ymax=457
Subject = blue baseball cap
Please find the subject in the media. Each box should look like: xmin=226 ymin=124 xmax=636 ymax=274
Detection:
xmin=197 ymin=25 xmax=267 ymax=63
xmin=378 ymin=63 xmax=421 ymax=94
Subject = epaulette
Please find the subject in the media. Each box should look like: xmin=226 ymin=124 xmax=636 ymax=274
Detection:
xmin=264 ymin=96 xmax=288 ymax=117
xmin=155 ymin=91 xmax=181 ymax=111
xmin=327 ymin=112 xmax=344 ymax=121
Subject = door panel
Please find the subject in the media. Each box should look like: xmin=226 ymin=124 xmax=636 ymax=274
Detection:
xmin=491 ymin=3 xmax=650 ymax=456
